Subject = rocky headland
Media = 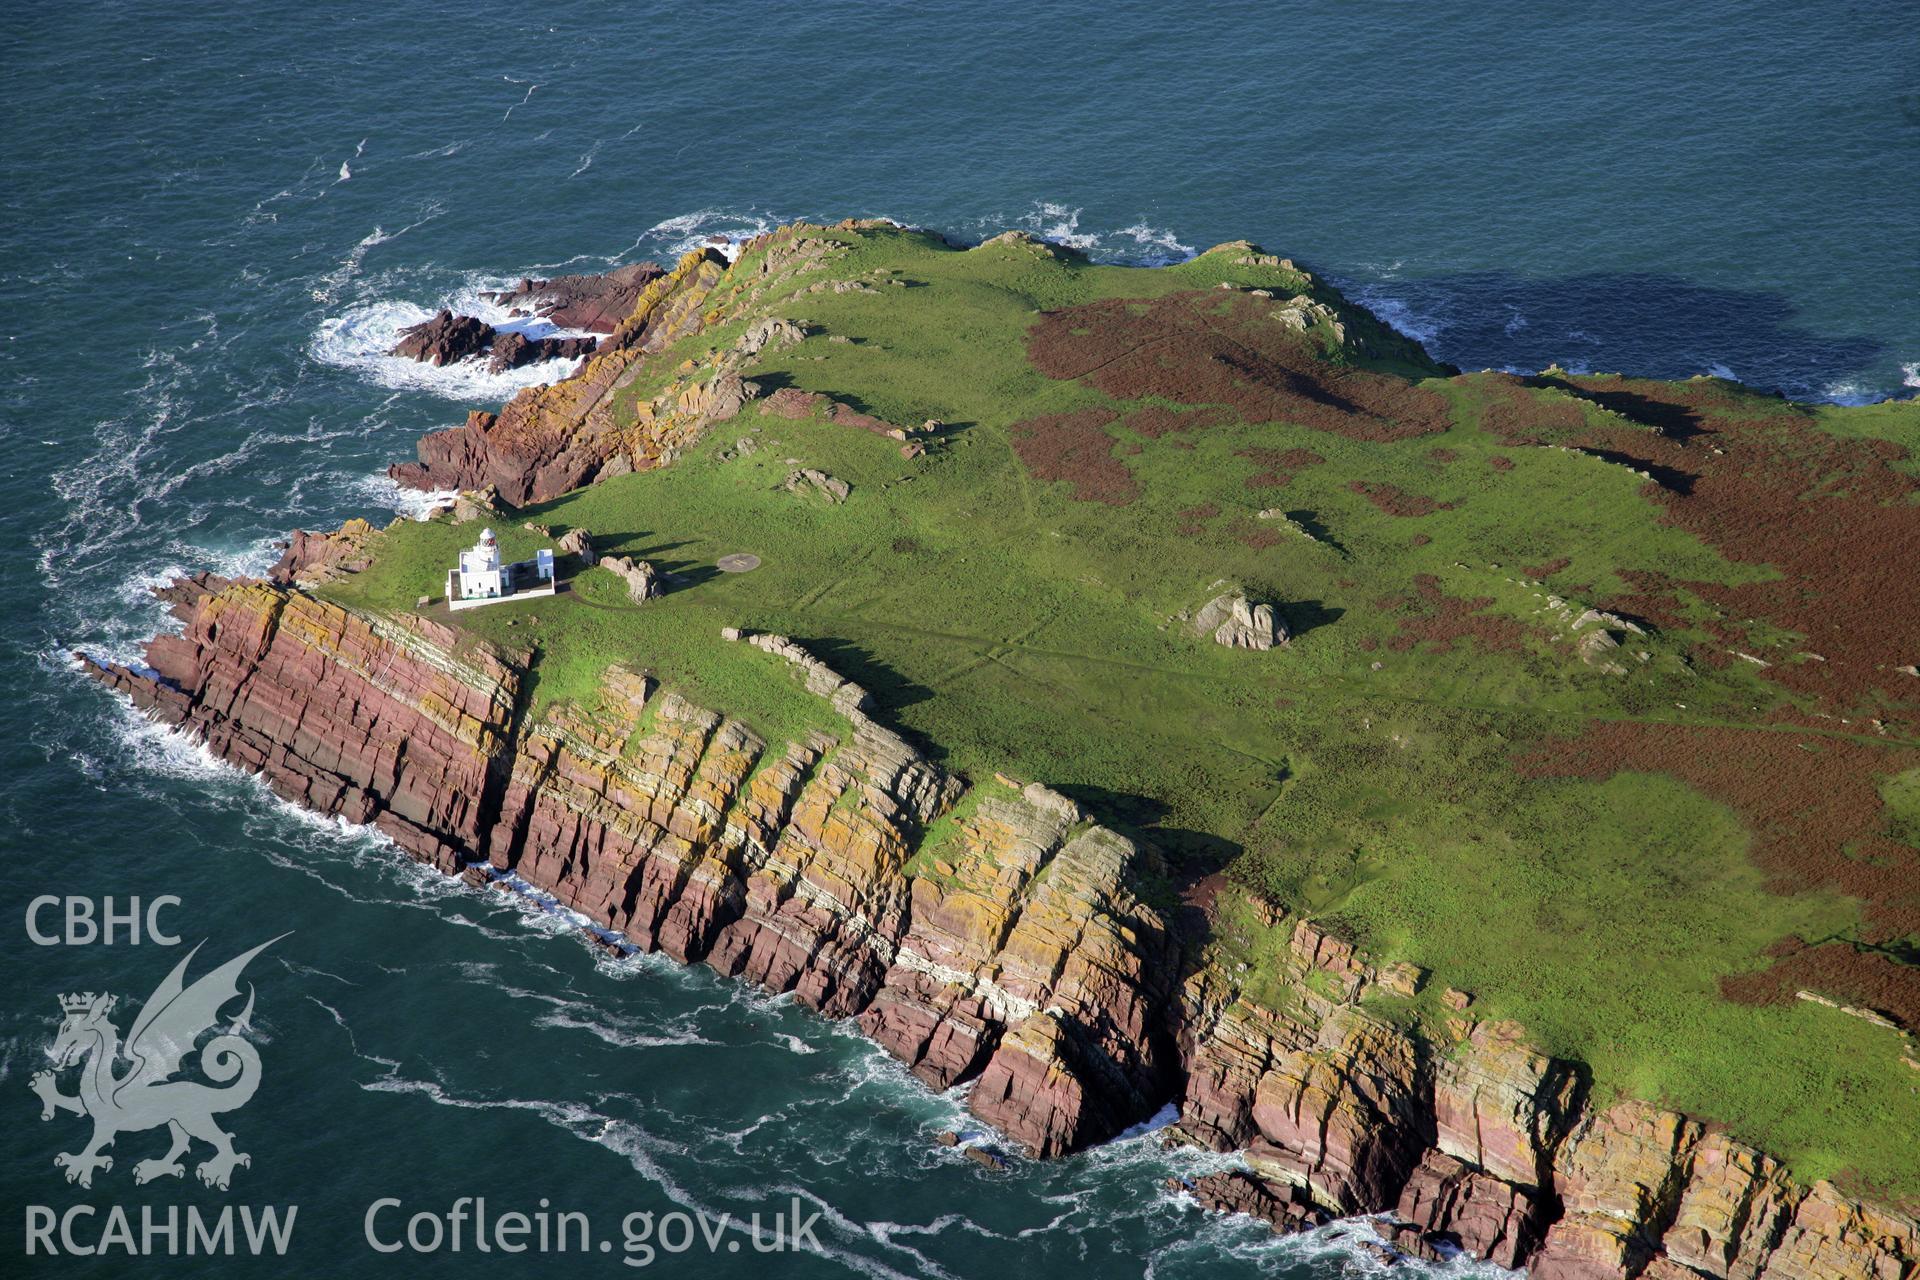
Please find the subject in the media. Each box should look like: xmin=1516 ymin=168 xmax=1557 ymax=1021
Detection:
xmin=388 ymin=261 xmax=670 ymax=375
xmin=85 ymin=221 xmax=1920 ymax=1279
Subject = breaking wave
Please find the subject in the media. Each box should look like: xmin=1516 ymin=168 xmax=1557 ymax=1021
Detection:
xmin=309 ymin=277 xmax=595 ymax=401
xmin=970 ymin=201 xmax=1197 ymax=265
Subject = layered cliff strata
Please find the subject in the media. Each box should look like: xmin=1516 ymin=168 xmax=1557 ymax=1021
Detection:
xmin=82 ymin=581 xmax=1173 ymax=1158
xmin=86 ymin=570 xmax=1920 ymax=1278
xmin=84 ymin=215 xmax=1920 ymax=1276
xmin=388 ymin=245 xmax=735 ymax=505
xmin=1170 ymin=913 xmax=1919 ymax=1279
xmin=87 ymin=580 xmax=1919 ymax=1262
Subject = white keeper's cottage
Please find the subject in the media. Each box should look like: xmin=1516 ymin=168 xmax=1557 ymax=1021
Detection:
xmin=446 ymin=528 xmax=556 ymax=611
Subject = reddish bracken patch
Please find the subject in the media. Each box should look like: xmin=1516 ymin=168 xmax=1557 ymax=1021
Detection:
xmin=1719 ymin=940 xmax=1920 ymax=1035
xmin=1387 ymin=574 xmax=1527 ymax=655
xmin=1007 ymin=409 xmax=1139 ymax=505
xmin=1027 ymin=292 xmax=1452 ymax=442
xmin=1518 ymin=722 xmax=1920 ymax=1029
xmin=1226 ymin=517 xmax=1283 ymax=549
xmin=1239 ymin=446 xmax=1325 ymax=490
xmin=1409 ymin=533 xmax=1432 ymax=548
xmin=1348 ymin=480 xmax=1454 ymax=517
xmin=1512 ymin=374 xmax=1920 ymax=714
xmin=1176 ymin=502 xmax=1220 ymax=535
xmin=1488 ymin=455 xmax=1515 ymax=472
xmin=1427 ymin=447 xmax=1459 ymax=465
xmin=1480 ymin=375 xmax=1587 ymax=444
xmin=1523 ymin=556 xmax=1572 ymax=580
xmin=1127 ymin=404 xmax=1231 ymax=438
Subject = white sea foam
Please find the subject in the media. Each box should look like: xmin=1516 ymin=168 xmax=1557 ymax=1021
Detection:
xmin=1348 ymin=286 xmax=1444 ymax=344
xmin=1820 ymin=378 xmax=1879 ymax=405
xmin=309 ymin=276 xmax=594 ymax=401
xmin=967 ymin=201 xmax=1199 ymax=265
xmin=1111 ymin=220 xmax=1197 ymax=264
xmin=1901 ymin=361 xmax=1919 ymax=389
xmin=1018 ymin=201 xmax=1102 ymax=251
xmin=1110 ymin=1100 xmax=1179 ymax=1142
xmin=362 ymin=1074 xmax=707 ymax=1207
xmin=644 ymin=207 xmax=783 ymax=259
xmin=501 ymin=78 xmax=537 ymax=123
xmin=310 ymin=206 xmax=444 ymax=305
xmin=349 ymin=470 xmax=456 ymax=519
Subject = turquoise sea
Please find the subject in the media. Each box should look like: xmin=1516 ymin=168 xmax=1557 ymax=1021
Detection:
xmin=3 ymin=3 xmax=1916 ymax=1275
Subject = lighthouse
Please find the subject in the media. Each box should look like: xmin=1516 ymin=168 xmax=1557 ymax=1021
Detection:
xmin=455 ymin=528 xmax=504 ymax=600
xmin=443 ymin=527 xmax=558 ymax=611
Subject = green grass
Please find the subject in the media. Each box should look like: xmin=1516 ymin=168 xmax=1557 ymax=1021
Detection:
xmin=323 ymin=223 xmax=1920 ymax=1195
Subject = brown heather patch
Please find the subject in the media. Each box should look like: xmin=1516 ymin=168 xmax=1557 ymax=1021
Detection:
xmin=1026 ymin=292 xmax=1453 ymax=442
xmin=1176 ymin=502 xmax=1220 ymax=536
xmin=1524 ymin=556 xmax=1572 ymax=580
xmin=1409 ymin=533 xmax=1433 ymax=548
xmin=1127 ymin=404 xmax=1231 ymax=438
xmin=1348 ymin=480 xmax=1454 ymax=517
xmin=1480 ymin=375 xmax=1587 ymax=444
xmin=1226 ymin=517 xmax=1283 ymax=549
xmin=825 ymin=400 xmax=896 ymax=435
xmin=759 ymin=387 xmax=898 ymax=435
xmin=1720 ymin=940 xmax=1920 ymax=1035
xmin=1386 ymin=574 xmax=1527 ymax=655
xmin=1239 ymin=446 xmax=1325 ymax=490
xmin=1488 ymin=454 xmax=1515 ymax=472
xmin=1523 ymin=375 xmax=1920 ymax=714
xmin=1427 ymin=447 xmax=1459 ymax=464
xmin=1007 ymin=408 xmax=1139 ymax=506
xmin=1517 ymin=722 xmax=1920 ymax=1029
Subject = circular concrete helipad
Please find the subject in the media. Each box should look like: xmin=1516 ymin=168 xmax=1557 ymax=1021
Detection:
xmin=716 ymin=553 xmax=761 ymax=573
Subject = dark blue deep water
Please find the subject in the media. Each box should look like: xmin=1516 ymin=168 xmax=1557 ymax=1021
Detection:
xmin=3 ymin=3 xmax=1916 ymax=1276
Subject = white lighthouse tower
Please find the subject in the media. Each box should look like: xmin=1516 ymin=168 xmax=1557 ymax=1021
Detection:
xmin=454 ymin=527 xmax=504 ymax=600
xmin=442 ymin=525 xmax=557 ymax=611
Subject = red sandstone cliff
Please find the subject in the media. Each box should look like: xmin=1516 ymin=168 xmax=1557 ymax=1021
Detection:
xmin=84 ymin=576 xmax=1919 ymax=1277
xmin=82 ymin=212 xmax=1920 ymax=1275
xmin=83 ymin=581 xmax=1173 ymax=1158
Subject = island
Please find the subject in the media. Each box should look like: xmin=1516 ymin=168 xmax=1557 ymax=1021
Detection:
xmin=85 ymin=220 xmax=1920 ymax=1279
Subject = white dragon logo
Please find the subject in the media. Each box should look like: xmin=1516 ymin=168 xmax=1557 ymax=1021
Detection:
xmin=30 ymin=936 xmax=283 ymax=1190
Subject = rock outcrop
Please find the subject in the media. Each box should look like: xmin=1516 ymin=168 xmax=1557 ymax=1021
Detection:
xmin=557 ymin=528 xmax=595 ymax=566
xmin=1166 ymin=898 xmax=1920 ymax=1278
xmin=82 ymin=580 xmax=523 ymax=872
xmin=393 ymin=310 xmax=497 ymax=366
xmin=486 ymin=331 xmax=599 ymax=374
xmin=1193 ymin=592 xmax=1287 ymax=650
xmin=390 ymin=224 xmax=915 ymax=508
xmin=483 ymin=261 xmax=667 ymax=335
xmin=389 ymin=310 xmax=599 ymax=374
xmin=599 ymin=555 xmax=660 ymax=603
xmin=269 ymin=517 xmax=378 ymax=587
xmin=1180 ymin=1170 xmax=1330 ymax=1233
xmin=390 ymin=246 xmax=734 ymax=505
xmin=83 ymin=585 xmax=1174 ymax=1161
xmin=783 ymin=468 xmax=850 ymax=503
